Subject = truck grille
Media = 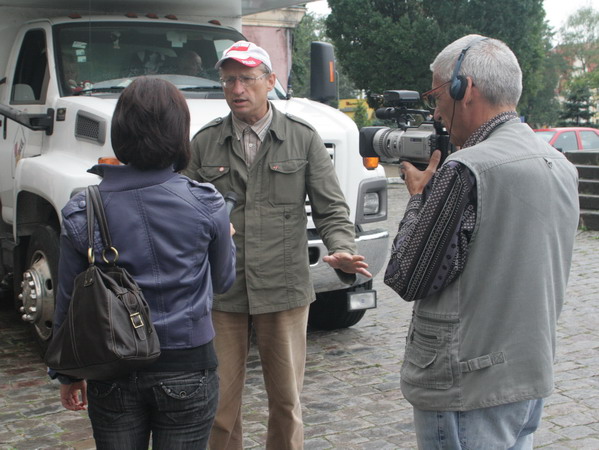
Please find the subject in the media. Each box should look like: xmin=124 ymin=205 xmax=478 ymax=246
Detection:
xmin=325 ymin=143 xmax=335 ymax=163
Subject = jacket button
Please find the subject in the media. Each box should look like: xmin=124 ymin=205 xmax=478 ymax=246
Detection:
xmin=78 ymin=201 xmax=86 ymax=208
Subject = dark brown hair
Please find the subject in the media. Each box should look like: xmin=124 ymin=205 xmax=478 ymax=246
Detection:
xmin=111 ymin=77 xmax=190 ymax=171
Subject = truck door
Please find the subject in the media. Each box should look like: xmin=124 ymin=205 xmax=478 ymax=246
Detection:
xmin=0 ymin=28 xmax=48 ymax=222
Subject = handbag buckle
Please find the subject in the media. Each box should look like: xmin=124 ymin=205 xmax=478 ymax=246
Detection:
xmin=130 ymin=312 xmax=144 ymax=328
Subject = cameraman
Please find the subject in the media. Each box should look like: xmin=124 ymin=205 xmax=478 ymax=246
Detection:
xmin=384 ymin=35 xmax=579 ymax=448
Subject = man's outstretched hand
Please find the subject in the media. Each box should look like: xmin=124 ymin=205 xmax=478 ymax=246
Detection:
xmin=323 ymin=252 xmax=372 ymax=278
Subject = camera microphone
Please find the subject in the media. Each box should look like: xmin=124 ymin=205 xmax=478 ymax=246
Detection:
xmin=224 ymin=192 xmax=238 ymax=217
xmin=375 ymin=107 xmax=398 ymax=120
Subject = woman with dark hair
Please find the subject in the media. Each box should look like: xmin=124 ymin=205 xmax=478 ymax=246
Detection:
xmin=50 ymin=77 xmax=236 ymax=449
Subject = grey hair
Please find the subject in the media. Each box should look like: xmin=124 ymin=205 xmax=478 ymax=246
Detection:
xmin=260 ymin=63 xmax=272 ymax=75
xmin=430 ymin=34 xmax=522 ymax=107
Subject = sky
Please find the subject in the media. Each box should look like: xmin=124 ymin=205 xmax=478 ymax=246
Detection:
xmin=306 ymin=0 xmax=597 ymax=34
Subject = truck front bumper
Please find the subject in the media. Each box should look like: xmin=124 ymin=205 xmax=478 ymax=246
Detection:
xmin=309 ymin=228 xmax=389 ymax=292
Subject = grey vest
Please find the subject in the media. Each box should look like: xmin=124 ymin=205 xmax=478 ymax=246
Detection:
xmin=400 ymin=119 xmax=579 ymax=411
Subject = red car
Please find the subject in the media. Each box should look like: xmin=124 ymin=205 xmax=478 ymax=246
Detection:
xmin=533 ymin=127 xmax=599 ymax=152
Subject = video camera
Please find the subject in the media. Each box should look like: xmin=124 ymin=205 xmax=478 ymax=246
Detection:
xmin=359 ymin=90 xmax=452 ymax=170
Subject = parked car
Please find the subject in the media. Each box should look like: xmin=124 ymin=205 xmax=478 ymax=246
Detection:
xmin=533 ymin=127 xmax=599 ymax=152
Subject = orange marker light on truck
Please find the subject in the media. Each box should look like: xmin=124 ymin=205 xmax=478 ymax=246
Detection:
xmin=98 ymin=157 xmax=121 ymax=165
xmin=362 ymin=157 xmax=379 ymax=170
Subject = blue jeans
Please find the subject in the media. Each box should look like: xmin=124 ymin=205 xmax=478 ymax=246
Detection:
xmin=87 ymin=369 xmax=218 ymax=450
xmin=413 ymin=398 xmax=544 ymax=450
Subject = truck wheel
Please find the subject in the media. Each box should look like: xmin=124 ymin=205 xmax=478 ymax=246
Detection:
xmin=308 ymin=281 xmax=372 ymax=330
xmin=18 ymin=225 xmax=59 ymax=352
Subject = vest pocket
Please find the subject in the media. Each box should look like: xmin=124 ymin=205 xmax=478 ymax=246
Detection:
xmin=401 ymin=315 xmax=456 ymax=389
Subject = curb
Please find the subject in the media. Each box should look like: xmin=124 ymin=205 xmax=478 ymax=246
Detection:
xmin=387 ymin=177 xmax=404 ymax=185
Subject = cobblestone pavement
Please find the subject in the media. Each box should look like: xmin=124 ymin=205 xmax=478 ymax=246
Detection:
xmin=1 ymin=180 xmax=598 ymax=450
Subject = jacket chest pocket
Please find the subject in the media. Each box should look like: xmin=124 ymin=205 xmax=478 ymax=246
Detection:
xmin=268 ymin=160 xmax=308 ymax=205
xmin=197 ymin=165 xmax=230 ymax=193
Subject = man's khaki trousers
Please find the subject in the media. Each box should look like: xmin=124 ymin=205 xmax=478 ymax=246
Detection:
xmin=209 ymin=305 xmax=309 ymax=450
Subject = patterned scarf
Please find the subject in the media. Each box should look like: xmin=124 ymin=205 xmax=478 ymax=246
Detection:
xmin=462 ymin=111 xmax=519 ymax=149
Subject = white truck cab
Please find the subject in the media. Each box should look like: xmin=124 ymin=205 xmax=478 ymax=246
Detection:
xmin=0 ymin=0 xmax=389 ymax=351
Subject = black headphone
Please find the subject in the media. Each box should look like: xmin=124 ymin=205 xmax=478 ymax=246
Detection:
xmin=449 ymin=37 xmax=489 ymax=101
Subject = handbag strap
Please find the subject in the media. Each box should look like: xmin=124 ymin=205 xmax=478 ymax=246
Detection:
xmin=86 ymin=185 xmax=119 ymax=265
xmin=86 ymin=186 xmax=95 ymax=265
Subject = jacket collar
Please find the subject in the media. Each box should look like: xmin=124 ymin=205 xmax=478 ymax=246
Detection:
xmin=88 ymin=164 xmax=178 ymax=191
xmin=217 ymin=101 xmax=286 ymax=144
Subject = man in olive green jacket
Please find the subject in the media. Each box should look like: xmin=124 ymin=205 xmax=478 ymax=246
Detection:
xmin=183 ymin=41 xmax=371 ymax=450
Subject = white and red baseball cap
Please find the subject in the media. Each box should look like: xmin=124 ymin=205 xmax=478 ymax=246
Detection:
xmin=215 ymin=40 xmax=272 ymax=71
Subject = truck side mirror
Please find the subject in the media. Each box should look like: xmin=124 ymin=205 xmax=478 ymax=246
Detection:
xmin=310 ymin=42 xmax=338 ymax=105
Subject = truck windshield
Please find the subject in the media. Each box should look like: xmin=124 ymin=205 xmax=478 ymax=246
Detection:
xmin=53 ymin=21 xmax=286 ymax=99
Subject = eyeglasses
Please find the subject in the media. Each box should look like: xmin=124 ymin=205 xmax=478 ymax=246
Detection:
xmin=219 ymin=73 xmax=268 ymax=88
xmin=421 ymin=80 xmax=451 ymax=109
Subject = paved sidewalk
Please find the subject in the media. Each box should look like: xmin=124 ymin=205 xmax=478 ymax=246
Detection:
xmin=1 ymin=183 xmax=598 ymax=449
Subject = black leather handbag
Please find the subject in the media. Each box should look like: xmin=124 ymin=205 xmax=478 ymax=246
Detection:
xmin=45 ymin=185 xmax=160 ymax=380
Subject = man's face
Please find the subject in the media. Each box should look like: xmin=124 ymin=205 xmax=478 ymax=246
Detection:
xmin=180 ymin=54 xmax=202 ymax=75
xmin=220 ymin=60 xmax=276 ymax=125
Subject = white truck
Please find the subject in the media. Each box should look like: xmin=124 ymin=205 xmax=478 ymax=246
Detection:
xmin=0 ymin=0 xmax=389 ymax=350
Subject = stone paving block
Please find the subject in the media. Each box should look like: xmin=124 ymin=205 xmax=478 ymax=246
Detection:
xmin=304 ymin=437 xmax=336 ymax=449
xmin=322 ymin=432 xmax=371 ymax=447
xmin=355 ymin=439 xmax=399 ymax=450
xmin=565 ymin=438 xmax=599 ymax=450
xmin=558 ymin=424 xmax=596 ymax=440
xmin=70 ymin=438 xmax=96 ymax=450
xmin=534 ymin=428 xmax=564 ymax=447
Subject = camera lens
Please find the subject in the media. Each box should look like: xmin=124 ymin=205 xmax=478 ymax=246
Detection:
xmin=373 ymin=128 xmax=405 ymax=160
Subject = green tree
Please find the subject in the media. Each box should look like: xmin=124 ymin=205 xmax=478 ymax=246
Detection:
xmin=337 ymin=67 xmax=359 ymax=99
xmin=461 ymin=0 xmax=548 ymax=117
xmin=290 ymin=13 xmax=321 ymax=98
xmin=352 ymin=100 xmax=371 ymax=128
xmin=559 ymin=77 xmax=594 ymax=126
xmin=325 ymin=0 xmax=442 ymax=97
xmin=558 ymin=7 xmax=599 ymax=74
xmin=587 ymin=67 xmax=599 ymax=91
xmin=324 ymin=0 xmax=549 ymax=117
xmin=555 ymin=7 xmax=599 ymax=127
xmin=524 ymin=49 xmax=564 ymax=128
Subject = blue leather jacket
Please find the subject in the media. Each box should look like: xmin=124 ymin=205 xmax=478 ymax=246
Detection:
xmin=54 ymin=164 xmax=236 ymax=350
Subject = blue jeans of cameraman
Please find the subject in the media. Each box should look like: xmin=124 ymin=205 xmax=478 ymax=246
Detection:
xmin=413 ymin=398 xmax=544 ymax=450
xmin=87 ymin=369 xmax=218 ymax=450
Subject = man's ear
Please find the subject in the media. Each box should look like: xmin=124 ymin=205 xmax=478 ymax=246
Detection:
xmin=267 ymin=73 xmax=276 ymax=92
xmin=462 ymin=76 xmax=476 ymax=104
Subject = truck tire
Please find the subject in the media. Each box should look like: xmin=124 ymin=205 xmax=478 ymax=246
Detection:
xmin=308 ymin=281 xmax=372 ymax=330
xmin=18 ymin=225 xmax=59 ymax=353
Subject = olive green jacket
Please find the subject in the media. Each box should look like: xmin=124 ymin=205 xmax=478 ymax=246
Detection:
xmin=183 ymin=105 xmax=357 ymax=314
